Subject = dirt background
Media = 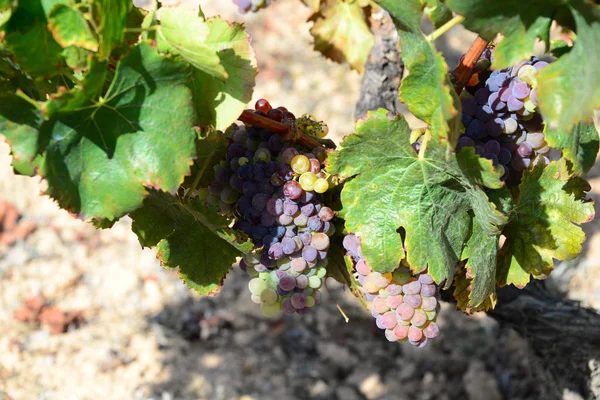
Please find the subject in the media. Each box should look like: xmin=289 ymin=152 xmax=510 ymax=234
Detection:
xmin=1 ymin=1 xmax=599 ymax=399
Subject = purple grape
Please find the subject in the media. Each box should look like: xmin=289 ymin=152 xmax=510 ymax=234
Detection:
xmin=269 ymin=243 xmax=284 ymax=259
xmin=485 ymin=118 xmax=504 ymax=137
xmin=483 ymin=153 xmax=499 ymax=166
xmin=281 ymin=237 xmax=297 ymax=255
xmin=466 ymin=119 xmax=486 ymax=139
xmin=461 ymin=97 xmax=477 ymax=116
xmin=483 ymin=140 xmax=501 ymax=156
xmin=307 ymin=215 xmax=324 ymax=231
xmin=498 ymin=148 xmax=512 ymax=165
xmin=516 ymin=142 xmax=533 ymax=158
xmin=283 ymin=199 xmax=299 ymax=216
xmin=261 ymin=212 xmax=276 ymax=227
xmin=318 ymin=207 xmax=334 ymax=222
xmin=301 ymin=203 xmax=315 ymax=216
xmin=475 ymin=88 xmax=491 ymax=104
xmin=283 ymin=181 xmax=303 ymax=200
xmin=299 ymin=231 xmax=312 ymax=246
xmin=476 ymin=105 xmax=494 ymax=122
xmin=512 ymin=81 xmax=530 ymax=100
xmin=302 ymin=246 xmax=318 ymax=262
xmin=457 ymin=136 xmax=475 ymax=149
xmin=487 ymin=92 xmax=506 ymax=111
xmin=507 ymin=96 xmax=524 ymax=112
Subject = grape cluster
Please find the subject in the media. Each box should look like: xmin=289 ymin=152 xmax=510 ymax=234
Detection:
xmin=343 ymin=234 xmax=441 ymax=347
xmin=207 ymin=99 xmax=335 ymax=317
xmin=457 ymin=57 xmax=551 ymax=185
xmin=233 ymin=0 xmax=271 ymax=13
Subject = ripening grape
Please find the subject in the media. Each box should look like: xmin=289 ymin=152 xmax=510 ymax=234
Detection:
xmin=343 ymin=234 xmax=441 ymax=347
xmin=457 ymin=55 xmax=553 ymax=186
xmin=208 ymin=100 xmax=337 ymax=317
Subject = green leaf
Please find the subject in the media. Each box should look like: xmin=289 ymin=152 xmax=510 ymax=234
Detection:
xmin=327 ymin=109 xmax=506 ymax=287
xmin=373 ymin=0 xmax=422 ymax=32
xmin=47 ymin=4 xmax=99 ymax=51
xmin=131 ymin=190 xmax=253 ymax=296
xmin=158 ymin=6 xmax=227 ymax=80
xmin=445 ymin=0 xmax=561 ymax=68
xmin=41 ymin=42 xmax=197 ymax=220
xmin=96 ymin=0 xmax=130 ymax=58
xmin=0 ymin=93 xmax=44 ymax=169
xmin=192 ymin=17 xmax=257 ymax=131
xmin=537 ymin=2 xmax=600 ymax=132
xmin=453 ymin=264 xmax=497 ymax=313
xmin=400 ymin=34 xmax=457 ymax=144
xmin=182 ymin=128 xmax=229 ymax=191
xmin=545 ymin=121 xmax=600 ymax=176
xmin=497 ymin=159 xmax=595 ymax=287
xmin=423 ymin=0 xmax=453 ymax=29
xmin=309 ymin=1 xmax=374 ymax=73
xmin=376 ymin=0 xmax=457 ymax=146
xmin=4 ymin=14 xmax=65 ymax=76
xmin=0 ymin=0 xmax=16 ymax=27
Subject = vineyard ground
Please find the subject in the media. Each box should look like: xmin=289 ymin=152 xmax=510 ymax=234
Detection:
xmin=1 ymin=1 xmax=599 ymax=399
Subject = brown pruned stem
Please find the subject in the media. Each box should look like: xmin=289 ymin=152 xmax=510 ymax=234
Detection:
xmin=451 ymin=36 xmax=490 ymax=95
xmin=238 ymin=110 xmax=322 ymax=150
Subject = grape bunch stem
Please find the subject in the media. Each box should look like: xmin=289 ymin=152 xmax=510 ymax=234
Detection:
xmin=452 ymin=36 xmax=491 ymax=95
xmin=238 ymin=110 xmax=323 ymax=149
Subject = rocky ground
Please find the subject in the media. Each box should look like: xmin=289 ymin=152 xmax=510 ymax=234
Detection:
xmin=1 ymin=1 xmax=599 ymax=400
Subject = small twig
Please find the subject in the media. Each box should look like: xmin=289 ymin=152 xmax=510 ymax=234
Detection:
xmin=15 ymin=90 xmax=41 ymax=110
xmin=238 ymin=110 xmax=322 ymax=150
xmin=451 ymin=36 xmax=490 ymax=95
xmin=336 ymin=303 xmax=350 ymax=323
xmin=426 ymin=15 xmax=465 ymax=42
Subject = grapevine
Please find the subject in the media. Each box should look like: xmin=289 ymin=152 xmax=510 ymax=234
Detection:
xmin=0 ymin=0 xmax=598 ymax=363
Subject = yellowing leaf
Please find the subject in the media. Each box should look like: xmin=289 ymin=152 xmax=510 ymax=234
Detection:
xmin=310 ymin=1 xmax=374 ymax=73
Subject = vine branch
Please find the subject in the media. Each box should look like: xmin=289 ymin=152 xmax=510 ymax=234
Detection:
xmin=238 ymin=109 xmax=322 ymax=149
xmin=451 ymin=36 xmax=490 ymax=94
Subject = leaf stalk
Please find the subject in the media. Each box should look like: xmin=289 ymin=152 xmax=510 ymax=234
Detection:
xmin=426 ymin=15 xmax=465 ymax=42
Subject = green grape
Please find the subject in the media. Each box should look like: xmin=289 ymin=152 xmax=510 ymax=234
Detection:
xmin=518 ymin=64 xmax=537 ymax=86
xmin=313 ymin=178 xmax=329 ymax=193
xmin=260 ymin=288 xmax=277 ymax=305
xmin=261 ymin=303 xmax=281 ymax=317
xmin=305 ymin=296 xmax=315 ymax=307
xmin=291 ymin=155 xmax=310 ymax=174
xmin=308 ymin=275 xmax=322 ymax=289
xmin=254 ymin=148 xmax=271 ymax=162
xmin=316 ymin=267 xmax=327 ymax=278
xmin=249 ymin=278 xmax=267 ymax=294
xmin=238 ymin=157 xmax=249 ymax=166
xmin=299 ymin=172 xmax=317 ymax=191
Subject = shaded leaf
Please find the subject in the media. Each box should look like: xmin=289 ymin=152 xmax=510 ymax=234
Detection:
xmin=453 ymin=264 xmax=497 ymax=313
xmin=545 ymin=121 xmax=599 ymax=176
xmin=131 ymin=190 xmax=253 ymax=296
xmin=423 ymin=0 xmax=453 ymax=28
xmin=47 ymin=4 xmax=99 ymax=51
xmin=182 ymin=128 xmax=229 ymax=191
xmin=497 ymin=159 xmax=595 ymax=287
xmin=445 ymin=0 xmax=561 ymax=68
xmin=310 ymin=1 xmax=374 ymax=73
xmin=41 ymin=42 xmax=197 ymax=220
xmin=192 ymin=17 xmax=257 ymax=130
xmin=0 ymin=93 xmax=44 ymax=173
xmin=327 ymin=109 xmax=506 ymax=289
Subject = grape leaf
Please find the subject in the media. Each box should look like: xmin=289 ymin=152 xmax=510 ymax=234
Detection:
xmin=4 ymin=12 xmax=65 ymax=77
xmin=445 ymin=0 xmax=559 ymax=69
xmin=131 ymin=190 xmax=253 ymax=296
xmin=47 ymin=4 xmax=99 ymax=51
xmin=453 ymin=264 xmax=497 ymax=313
xmin=423 ymin=0 xmax=453 ymax=29
xmin=96 ymin=0 xmax=130 ymax=58
xmin=537 ymin=2 xmax=600 ymax=132
xmin=0 ymin=0 xmax=15 ymax=27
xmin=192 ymin=17 xmax=257 ymax=131
xmin=375 ymin=0 xmax=457 ymax=146
xmin=41 ymin=42 xmax=197 ymax=220
xmin=497 ymin=159 xmax=595 ymax=287
xmin=182 ymin=128 xmax=229 ymax=191
xmin=545 ymin=122 xmax=600 ymax=176
xmin=157 ymin=6 xmax=226 ymax=80
xmin=327 ymin=109 xmax=506 ymax=289
xmin=309 ymin=1 xmax=374 ymax=73
xmin=0 ymin=93 xmax=44 ymax=169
